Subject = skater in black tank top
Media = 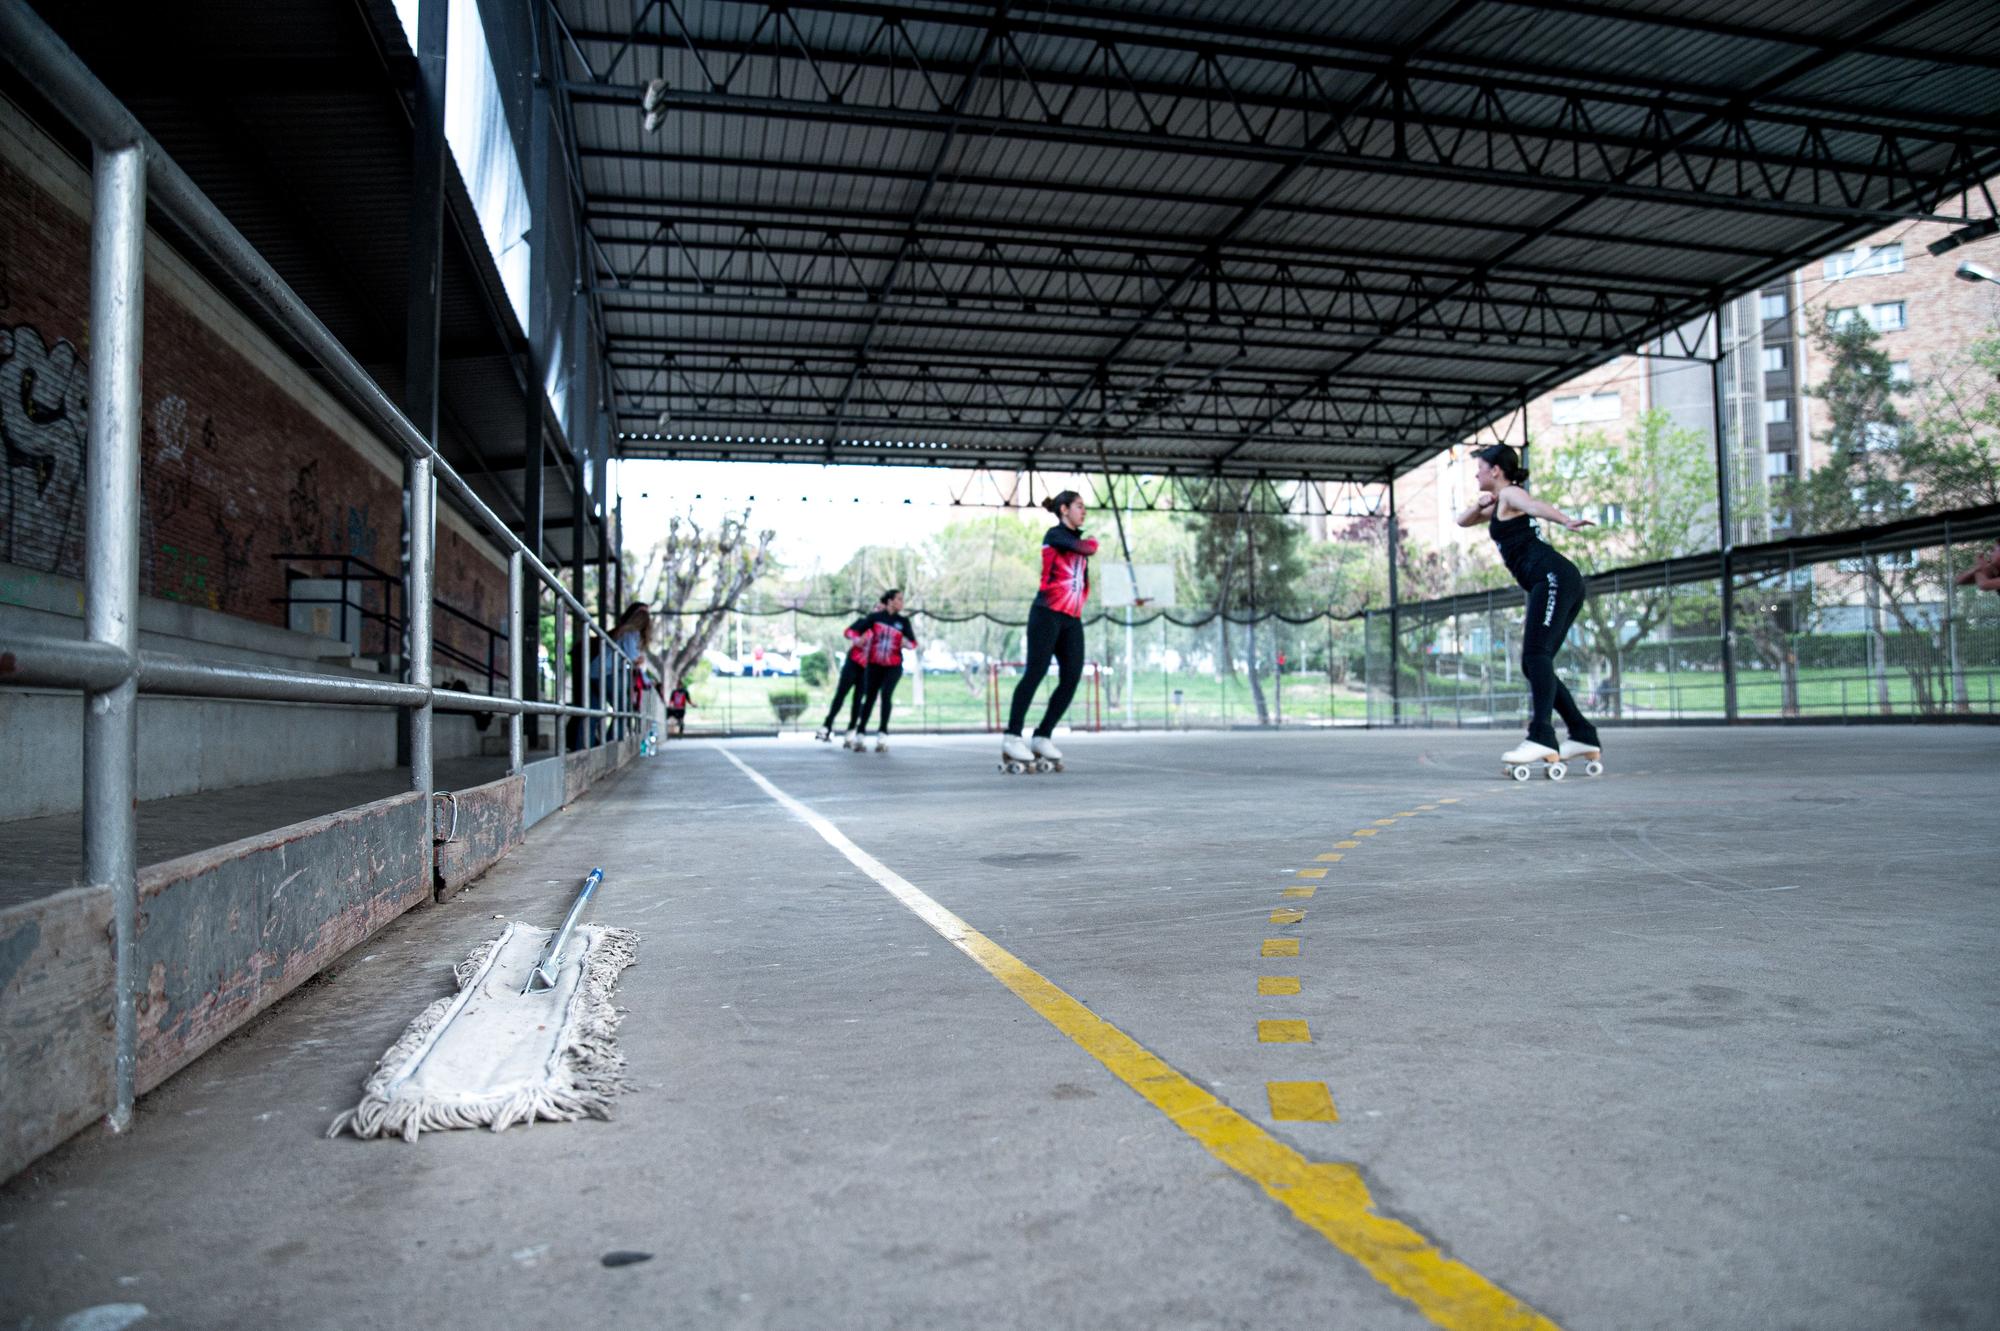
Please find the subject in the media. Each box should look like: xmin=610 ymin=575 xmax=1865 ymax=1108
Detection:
xmin=1457 ymin=443 xmax=1604 ymax=778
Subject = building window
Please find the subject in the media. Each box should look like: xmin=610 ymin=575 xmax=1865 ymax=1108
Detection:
xmin=1821 ymin=243 xmax=1905 ymax=282
xmin=1765 ymin=451 xmax=1795 ymax=477
xmin=1828 ymin=305 xmax=1860 ymax=329
xmin=1759 ymin=292 xmax=1788 ymax=321
xmin=1871 ymin=301 xmax=1906 ymax=332
xmin=1596 ymin=503 xmax=1625 ymax=527
xmin=1862 ymin=422 xmax=1901 ymax=451
xmin=1550 ymin=391 xmax=1622 ymax=425
xmin=1764 ymin=397 xmax=1791 ymax=424
xmin=1890 ymin=360 xmax=1912 ymax=385
xmin=1763 ymin=345 xmax=1787 ymax=372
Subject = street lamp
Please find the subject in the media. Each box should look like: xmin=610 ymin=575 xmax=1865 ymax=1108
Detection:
xmin=1956 ymin=260 xmax=2000 ymax=286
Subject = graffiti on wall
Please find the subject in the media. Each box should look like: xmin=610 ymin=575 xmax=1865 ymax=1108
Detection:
xmin=284 ymin=461 xmax=323 ymax=550
xmin=0 ymin=323 xmax=88 ymax=573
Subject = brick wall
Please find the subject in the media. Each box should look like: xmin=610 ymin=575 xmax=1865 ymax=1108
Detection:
xmin=0 ymin=99 xmax=506 ymax=675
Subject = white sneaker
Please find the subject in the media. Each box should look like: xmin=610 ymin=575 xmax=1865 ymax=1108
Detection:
xmin=1558 ymin=737 xmax=1601 ymax=759
xmin=1501 ymin=739 xmax=1561 ymax=765
xmin=1030 ymin=736 xmax=1063 ymax=761
xmin=1000 ymin=734 xmax=1034 ymax=763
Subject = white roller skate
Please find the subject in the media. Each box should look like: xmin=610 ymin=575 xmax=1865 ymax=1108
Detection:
xmin=814 ymin=725 xmax=833 ymax=743
xmin=846 ymin=728 xmax=866 ymax=752
xmin=1501 ymin=738 xmax=1566 ymax=782
xmin=874 ymin=736 xmax=889 ymax=753
xmin=1029 ymin=735 xmax=1065 ymax=774
xmin=1558 ymin=737 xmax=1604 ymax=777
xmin=998 ymin=733 xmax=1035 ymax=775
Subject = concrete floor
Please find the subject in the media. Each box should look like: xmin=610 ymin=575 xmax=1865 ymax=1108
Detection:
xmin=3 ymin=727 xmax=1997 ymax=1330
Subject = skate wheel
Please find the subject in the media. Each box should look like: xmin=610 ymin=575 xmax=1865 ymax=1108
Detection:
xmin=1585 ymin=760 xmax=1603 ymax=777
xmin=1034 ymin=758 xmax=1054 ymax=773
xmin=1051 ymin=761 xmax=1064 ymax=773
xmin=1004 ymin=760 xmax=1025 ymax=775
xmin=1509 ymin=764 xmax=1532 ymax=782
xmin=1546 ymin=761 xmax=1567 ymax=781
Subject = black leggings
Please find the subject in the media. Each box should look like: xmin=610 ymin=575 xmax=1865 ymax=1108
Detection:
xmin=1520 ymin=554 xmax=1597 ymax=748
xmin=1007 ymin=603 xmax=1085 ymax=738
xmin=856 ymin=664 xmax=904 ymax=734
xmin=823 ymin=659 xmax=866 ymax=731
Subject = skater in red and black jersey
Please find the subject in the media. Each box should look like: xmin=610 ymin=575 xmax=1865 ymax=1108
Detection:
xmin=1001 ymin=491 xmax=1096 ymax=772
xmin=817 ymin=594 xmax=885 ymax=744
xmin=1456 ymin=442 xmax=1603 ymax=779
xmin=851 ymin=589 xmax=918 ymax=752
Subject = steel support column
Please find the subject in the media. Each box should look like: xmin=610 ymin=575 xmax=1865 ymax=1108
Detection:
xmin=85 ymin=143 xmax=145 ymax=1132
xmin=409 ymin=456 xmax=435 ymax=796
xmin=1710 ymin=326 xmax=1739 ymax=723
xmin=1386 ymin=476 xmax=1401 ymax=726
xmin=401 ymin=0 xmax=447 ymax=774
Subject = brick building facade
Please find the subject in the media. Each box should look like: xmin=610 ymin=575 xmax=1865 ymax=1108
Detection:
xmin=0 ymin=100 xmax=506 ymax=676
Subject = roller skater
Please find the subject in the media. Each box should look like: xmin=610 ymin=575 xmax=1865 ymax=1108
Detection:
xmin=1457 ymin=443 xmax=1603 ymax=782
xmin=852 ymin=589 xmax=918 ymax=753
xmin=818 ymin=595 xmax=885 ymax=744
xmin=1000 ymin=491 xmax=1095 ymax=774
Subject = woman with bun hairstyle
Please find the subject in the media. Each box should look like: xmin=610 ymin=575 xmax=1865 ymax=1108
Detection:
xmin=1456 ymin=443 xmax=1605 ymax=779
xmin=1001 ymin=491 xmax=1096 ymax=773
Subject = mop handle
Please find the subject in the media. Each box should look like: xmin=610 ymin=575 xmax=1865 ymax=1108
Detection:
xmin=523 ymin=867 xmax=605 ymax=994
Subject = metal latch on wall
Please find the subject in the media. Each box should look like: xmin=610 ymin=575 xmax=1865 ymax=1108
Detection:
xmin=431 ymin=791 xmax=459 ymax=845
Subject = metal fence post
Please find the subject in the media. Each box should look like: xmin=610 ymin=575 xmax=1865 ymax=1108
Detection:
xmin=409 ymin=456 xmax=434 ymax=797
xmin=85 ymin=142 xmax=146 ymax=1132
xmin=507 ymin=551 xmax=523 ymax=773
xmin=553 ymin=592 xmax=568 ymax=758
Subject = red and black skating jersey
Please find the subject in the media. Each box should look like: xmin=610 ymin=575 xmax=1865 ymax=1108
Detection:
xmin=1034 ymin=525 xmax=1098 ymax=618
xmin=843 ymin=615 xmax=873 ymax=666
xmin=668 ymin=687 xmax=691 ymax=710
xmin=864 ymin=612 xmax=918 ymax=667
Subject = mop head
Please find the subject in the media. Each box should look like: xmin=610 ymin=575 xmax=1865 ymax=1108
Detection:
xmin=328 ymin=921 xmax=639 ymax=1141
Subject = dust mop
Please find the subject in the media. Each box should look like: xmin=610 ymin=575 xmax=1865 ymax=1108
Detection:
xmin=329 ymin=869 xmax=639 ymax=1141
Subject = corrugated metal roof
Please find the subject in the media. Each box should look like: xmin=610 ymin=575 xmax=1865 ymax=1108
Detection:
xmin=561 ymin=0 xmax=2000 ymax=481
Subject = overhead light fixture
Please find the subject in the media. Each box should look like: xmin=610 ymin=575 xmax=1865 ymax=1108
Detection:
xmin=1927 ymin=217 xmax=2000 ymax=257
xmin=642 ymin=78 xmax=669 ymax=134
xmin=1957 ymin=260 xmax=2000 ymax=286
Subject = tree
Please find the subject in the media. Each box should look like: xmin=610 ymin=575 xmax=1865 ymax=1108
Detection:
xmin=1532 ymin=409 xmax=1720 ymax=715
xmin=640 ymin=508 xmax=775 ymax=694
xmin=1186 ymin=483 xmax=1309 ymax=724
xmin=1784 ymin=319 xmax=1938 ymax=712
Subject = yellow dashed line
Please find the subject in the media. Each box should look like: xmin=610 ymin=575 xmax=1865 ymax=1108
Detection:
xmin=1270 ymin=908 xmax=1306 ymax=925
xmin=1439 ymin=797 xmax=1462 ymax=804
xmin=1316 ymin=852 xmax=1344 ymax=862
xmin=1282 ymin=887 xmax=1316 ymax=900
xmin=1373 ymin=818 xmax=1399 ymax=826
xmin=1259 ymin=976 xmax=1301 ymax=996
xmin=1268 ymin=1081 xmax=1340 ymax=1122
xmin=724 ymin=751 xmax=1558 ymax=1331
xmin=1259 ymin=1019 xmax=1313 ymax=1043
xmin=1417 ymin=804 xmax=1439 ymax=811
xmin=1296 ymin=867 xmax=1328 ymax=879
xmin=1352 ymin=829 xmax=1378 ymax=837
xmin=1335 ymin=840 xmax=1361 ymax=849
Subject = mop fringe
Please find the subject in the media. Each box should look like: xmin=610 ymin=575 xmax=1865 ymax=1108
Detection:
xmin=328 ymin=923 xmax=639 ymax=1142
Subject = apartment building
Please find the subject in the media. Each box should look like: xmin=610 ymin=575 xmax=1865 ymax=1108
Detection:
xmin=1392 ymin=181 xmax=2000 ymax=566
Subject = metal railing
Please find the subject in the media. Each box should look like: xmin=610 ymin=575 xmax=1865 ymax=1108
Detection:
xmin=271 ymin=553 xmax=512 ymax=695
xmin=0 ymin=1 xmax=641 ymax=1132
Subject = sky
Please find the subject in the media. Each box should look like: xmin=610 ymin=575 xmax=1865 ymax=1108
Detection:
xmin=616 ymin=460 xmax=1036 ymax=575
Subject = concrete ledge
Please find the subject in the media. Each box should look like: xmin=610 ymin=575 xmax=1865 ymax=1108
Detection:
xmin=134 ymin=792 xmax=428 ymax=1094
xmin=433 ymin=773 xmax=524 ymax=902
xmin=0 ymin=884 xmax=113 ymax=1182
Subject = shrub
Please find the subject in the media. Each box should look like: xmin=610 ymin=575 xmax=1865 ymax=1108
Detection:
xmin=767 ymin=688 xmax=811 ymax=721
